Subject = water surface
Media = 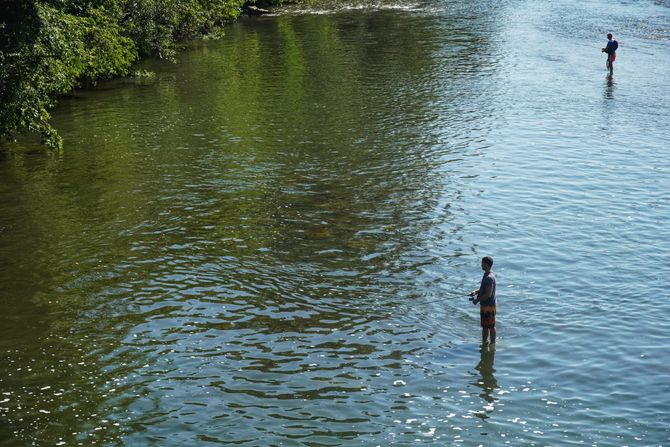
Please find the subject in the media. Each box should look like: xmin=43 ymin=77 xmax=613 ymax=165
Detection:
xmin=1 ymin=0 xmax=669 ymax=445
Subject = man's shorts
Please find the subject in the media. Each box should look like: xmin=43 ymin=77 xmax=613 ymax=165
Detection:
xmin=480 ymin=305 xmax=496 ymax=329
xmin=609 ymin=53 xmax=617 ymax=62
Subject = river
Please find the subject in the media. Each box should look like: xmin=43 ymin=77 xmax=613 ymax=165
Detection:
xmin=1 ymin=0 xmax=669 ymax=445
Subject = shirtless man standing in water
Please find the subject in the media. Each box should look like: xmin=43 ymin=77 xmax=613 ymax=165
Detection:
xmin=468 ymin=256 xmax=497 ymax=346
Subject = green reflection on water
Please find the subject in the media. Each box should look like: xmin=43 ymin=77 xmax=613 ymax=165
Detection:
xmin=0 ymin=5 xmax=502 ymax=445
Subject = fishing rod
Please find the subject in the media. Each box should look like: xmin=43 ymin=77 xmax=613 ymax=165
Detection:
xmin=411 ymin=294 xmax=475 ymax=306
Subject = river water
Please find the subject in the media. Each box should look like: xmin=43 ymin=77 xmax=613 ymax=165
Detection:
xmin=1 ymin=0 xmax=669 ymax=445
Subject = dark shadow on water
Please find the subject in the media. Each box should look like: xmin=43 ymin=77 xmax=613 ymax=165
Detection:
xmin=604 ymin=73 xmax=616 ymax=99
xmin=474 ymin=345 xmax=498 ymax=420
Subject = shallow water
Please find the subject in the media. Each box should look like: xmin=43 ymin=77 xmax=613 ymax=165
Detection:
xmin=1 ymin=0 xmax=669 ymax=445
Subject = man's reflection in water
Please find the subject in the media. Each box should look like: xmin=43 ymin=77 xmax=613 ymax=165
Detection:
xmin=474 ymin=345 xmax=498 ymax=420
xmin=604 ymin=73 xmax=616 ymax=99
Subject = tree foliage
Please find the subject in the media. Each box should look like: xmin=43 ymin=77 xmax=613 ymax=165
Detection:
xmin=0 ymin=0 xmax=264 ymax=148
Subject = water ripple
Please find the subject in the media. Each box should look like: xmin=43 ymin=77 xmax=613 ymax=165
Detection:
xmin=1 ymin=0 xmax=669 ymax=445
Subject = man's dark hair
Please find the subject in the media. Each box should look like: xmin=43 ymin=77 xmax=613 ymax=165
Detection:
xmin=482 ymin=256 xmax=494 ymax=267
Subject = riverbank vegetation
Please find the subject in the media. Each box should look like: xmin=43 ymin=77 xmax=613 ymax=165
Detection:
xmin=0 ymin=0 xmax=282 ymax=149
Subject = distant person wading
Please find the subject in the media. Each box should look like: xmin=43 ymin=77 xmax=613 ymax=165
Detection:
xmin=602 ymin=32 xmax=619 ymax=74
